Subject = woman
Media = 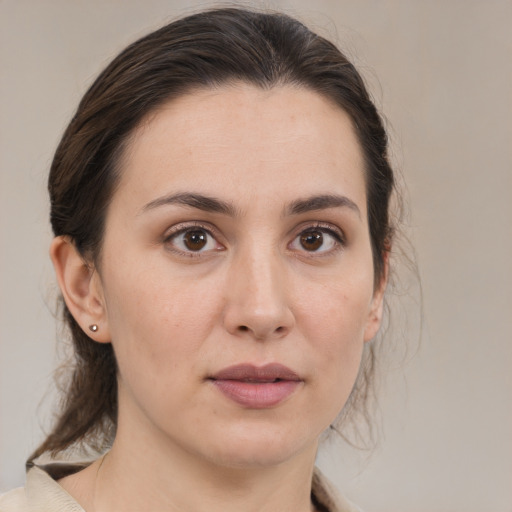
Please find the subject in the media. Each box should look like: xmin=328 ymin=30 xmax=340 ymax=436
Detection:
xmin=1 ymin=7 xmax=395 ymax=512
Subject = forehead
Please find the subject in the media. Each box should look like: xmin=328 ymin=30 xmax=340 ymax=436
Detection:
xmin=114 ymin=84 xmax=367 ymax=217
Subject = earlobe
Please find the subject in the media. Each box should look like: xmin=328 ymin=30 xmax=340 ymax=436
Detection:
xmin=50 ymin=236 xmax=111 ymax=343
xmin=363 ymin=287 xmax=385 ymax=342
xmin=364 ymin=252 xmax=389 ymax=343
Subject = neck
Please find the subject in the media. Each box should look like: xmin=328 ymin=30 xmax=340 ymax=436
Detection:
xmin=92 ymin=430 xmax=318 ymax=512
xmin=60 ymin=384 xmax=323 ymax=512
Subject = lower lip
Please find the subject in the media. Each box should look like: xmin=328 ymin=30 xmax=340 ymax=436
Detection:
xmin=211 ymin=380 xmax=301 ymax=408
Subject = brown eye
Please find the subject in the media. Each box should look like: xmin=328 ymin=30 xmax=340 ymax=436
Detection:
xmin=183 ymin=230 xmax=208 ymax=251
xmin=167 ymin=226 xmax=221 ymax=255
xmin=290 ymin=226 xmax=341 ymax=254
xmin=300 ymin=231 xmax=323 ymax=251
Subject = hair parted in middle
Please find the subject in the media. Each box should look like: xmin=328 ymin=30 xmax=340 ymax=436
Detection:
xmin=33 ymin=7 xmax=396 ymax=461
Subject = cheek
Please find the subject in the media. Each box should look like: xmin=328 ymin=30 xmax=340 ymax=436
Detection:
xmin=100 ymin=259 xmax=223 ymax=381
xmin=298 ymin=271 xmax=374 ymax=344
xmin=295 ymin=272 xmax=374 ymax=396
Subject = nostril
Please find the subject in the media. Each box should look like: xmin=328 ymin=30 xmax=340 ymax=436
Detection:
xmin=232 ymin=323 xmax=290 ymax=339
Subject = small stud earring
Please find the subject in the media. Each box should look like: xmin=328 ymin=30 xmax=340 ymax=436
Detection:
xmin=89 ymin=324 xmax=99 ymax=333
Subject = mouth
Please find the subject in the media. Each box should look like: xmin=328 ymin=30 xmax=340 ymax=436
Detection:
xmin=208 ymin=363 xmax=302 ymax=409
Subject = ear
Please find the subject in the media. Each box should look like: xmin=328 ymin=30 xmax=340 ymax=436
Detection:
xmin=364 ymin=251 xmax=389 ymax=343
xmin=50 ymin=236 xmax=111 ymax=343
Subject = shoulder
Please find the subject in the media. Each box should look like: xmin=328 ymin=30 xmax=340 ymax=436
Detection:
xmin=0 ymin=487 xmax=28 ymax=512
xmin=312 ymin=467 xmax=363 ymax=512
xmin=0 ymin=466 xmax=85 ymax=512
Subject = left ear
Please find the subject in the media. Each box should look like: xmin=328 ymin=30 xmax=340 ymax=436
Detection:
xmin=364 ymin=251 xmax=389 ymax=342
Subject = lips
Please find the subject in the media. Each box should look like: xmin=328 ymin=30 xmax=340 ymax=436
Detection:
xmin=209 ymin=363 xmax=302 ymax=409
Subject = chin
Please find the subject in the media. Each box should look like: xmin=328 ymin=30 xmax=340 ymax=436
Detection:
xmin=196 ymin=419 xmax=319 ymax=470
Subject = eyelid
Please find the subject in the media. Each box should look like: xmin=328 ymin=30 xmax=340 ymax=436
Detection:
xmin=161 ymin=220 xmax=345 ymax=257
xmin=288 ymin=221 xmax=346 ymax=254
xmin=293 ymin=221 xmax=345 ymax=242
xmin=163 ymin=221 xmax=216 ymax=240
xmin=163 ymin=221 xmax=225 ymax=256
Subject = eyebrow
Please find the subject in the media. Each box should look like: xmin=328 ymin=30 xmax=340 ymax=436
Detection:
xmin=141 ymin=192 xmax=237 ymax=216
xmin=141 ymin=191 xmax=361 ymax=219
xmin=286 ymin=194 xmax=361 ymax=218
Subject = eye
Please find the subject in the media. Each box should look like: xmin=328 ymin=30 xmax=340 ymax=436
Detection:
xmin=289 ymin=226 xmax=343 ymax=254
xmin=165 ymin=226 xmax=223 ymax=255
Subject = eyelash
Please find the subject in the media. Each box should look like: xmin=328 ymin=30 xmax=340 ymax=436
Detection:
xmin=288 ymin=223 xmax=345 ymax=256
xmin=163 ymin=222 xmax=224 ymax=258
xmin=163 ymin=222 xmax=345 ymax=257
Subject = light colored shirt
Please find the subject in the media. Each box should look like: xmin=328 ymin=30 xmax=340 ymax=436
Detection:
xmin=0 ymin=458 xmax=361 ymax=512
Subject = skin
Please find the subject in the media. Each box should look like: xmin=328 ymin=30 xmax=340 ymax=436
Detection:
xmin=52 ymin=84 xmax=386 ymax=512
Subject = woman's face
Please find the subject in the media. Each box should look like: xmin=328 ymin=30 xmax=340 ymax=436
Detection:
xmin=95 ymin=84 xmax=385 ymax=468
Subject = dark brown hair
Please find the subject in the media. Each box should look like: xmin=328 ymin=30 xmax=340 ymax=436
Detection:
xmin=32 ymin=7 xmax=395 ymax=459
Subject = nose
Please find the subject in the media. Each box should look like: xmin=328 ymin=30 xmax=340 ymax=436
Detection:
xmin=222 ymin=248 xmax=295 ymax=341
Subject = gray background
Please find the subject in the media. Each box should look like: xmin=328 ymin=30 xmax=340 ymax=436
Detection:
xmin=1 ymin=1 xmax=511 ymax=511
